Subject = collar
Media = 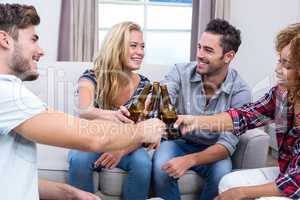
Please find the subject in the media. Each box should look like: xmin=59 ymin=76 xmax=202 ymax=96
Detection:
xmin=190 ymin=64 xmax=234 ymax=94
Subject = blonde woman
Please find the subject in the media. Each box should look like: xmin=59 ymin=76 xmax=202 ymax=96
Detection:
xmin=68 ymin=22 xmax=152 ymax=200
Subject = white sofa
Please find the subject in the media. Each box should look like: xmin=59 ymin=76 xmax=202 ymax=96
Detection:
xmin=25 ymin=62 xmax=270 ymax=200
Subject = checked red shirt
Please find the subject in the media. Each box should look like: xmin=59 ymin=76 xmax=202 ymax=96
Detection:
xmin=228 ymin=86 xmax=300 ymax=199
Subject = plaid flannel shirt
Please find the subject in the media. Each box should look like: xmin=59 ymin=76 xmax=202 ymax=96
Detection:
xmin=228 ymin=86 xmax=300 ymax=199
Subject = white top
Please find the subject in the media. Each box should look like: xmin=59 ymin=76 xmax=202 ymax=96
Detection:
xmin=0 ymin=75 xmax=46 ymax=200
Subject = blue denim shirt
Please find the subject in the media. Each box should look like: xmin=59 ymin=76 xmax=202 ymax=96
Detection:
xmin=161 ymin=62 xmax=252 ymax=155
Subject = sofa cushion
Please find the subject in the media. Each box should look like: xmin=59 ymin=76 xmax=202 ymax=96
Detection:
xmin=99 ymin=166 xmax=203 ymax=196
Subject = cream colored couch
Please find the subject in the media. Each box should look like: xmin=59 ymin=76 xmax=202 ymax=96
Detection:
xmin=26 ymin=62 xmax=270 ymax=200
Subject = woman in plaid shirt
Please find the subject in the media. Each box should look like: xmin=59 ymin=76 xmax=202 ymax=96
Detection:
xmin=176 ymin=23 xmax=300 ymax=200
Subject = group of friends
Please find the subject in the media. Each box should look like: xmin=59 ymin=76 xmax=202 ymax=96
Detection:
xmin=1 ymin=3 xmax=300 ymax=200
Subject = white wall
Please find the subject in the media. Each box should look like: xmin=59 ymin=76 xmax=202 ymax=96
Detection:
xmin=230 ymin=0 xmax=300 ymax=99
xmin=1 ymin=0 xmax=61 ymax=62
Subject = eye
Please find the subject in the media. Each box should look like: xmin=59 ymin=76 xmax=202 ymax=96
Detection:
xmin=130 ymin=43 xmax=137 ymax=48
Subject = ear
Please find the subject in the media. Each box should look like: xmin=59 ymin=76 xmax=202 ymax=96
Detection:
xmin=224 ymin=50 xmax=236 ymax=64
xmin=0 ymin=31 xmax=12 ymax=49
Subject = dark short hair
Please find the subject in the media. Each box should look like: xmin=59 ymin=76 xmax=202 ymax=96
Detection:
xmin=205 ymin=18 xmax=241 ymax=54
xmin=0 ymin=3 xmax=40 ymax=40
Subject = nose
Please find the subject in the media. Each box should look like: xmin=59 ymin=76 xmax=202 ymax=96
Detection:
xmin=275 ymin=62 xmax=282 ymax=74
xmin=38 ymin=46 xmax=45 ymax=57
xmin=197 ymin=47 xmax=205 ymax=59
xmin=136 ymin=46 xmax=144 ymax=57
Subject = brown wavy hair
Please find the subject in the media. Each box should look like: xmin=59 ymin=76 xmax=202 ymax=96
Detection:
xmin=275 ymin=23 xmax=300 ymax=103
xmin=0 ymin=3 xmax=40 ymax=40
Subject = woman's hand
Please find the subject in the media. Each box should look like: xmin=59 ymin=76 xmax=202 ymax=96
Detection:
xmin=94 ymin=150 xmax=124 ymax=170
xmin=101 ymin=106 xmax=133 ymax=123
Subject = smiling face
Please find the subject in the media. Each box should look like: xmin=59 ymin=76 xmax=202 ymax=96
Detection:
xmin=125 ymin=30 xmax=144 ymax=71
xmin=8 ymin=26 xmax=44 ymax=81
xmin=275 ymin=44 xmax=299 ymax=88
xmin=196 ymin=32 xmax=234 ymax=76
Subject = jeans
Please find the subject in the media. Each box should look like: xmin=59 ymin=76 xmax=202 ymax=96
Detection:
xmin=153 ymin=139 xmax=232 ymax=200
xmin=68 ymin=147 xmax=152 ymax=200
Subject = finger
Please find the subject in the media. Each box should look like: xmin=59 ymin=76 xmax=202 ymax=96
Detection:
xmin=95 ymin=154 xmax=107 ymax=167
xmin=117 ymin=113 xmax=134 ymax=124
xmin=101 ymin=156 xmax=112 ymax=167
xmin=161 ymin=163 xmax=170 ymax=171
xmin=174 ymin=117 xmax=183 ymax=129
xmin=119 ymin=106 xmax=130 ymax=117
xmin=147 ymin=143 xmax=156 ymax=151
xmin=106 ymin=160 xmax=116 ymax=169
xmin=156 ymin=141 xmax=161 ymax=149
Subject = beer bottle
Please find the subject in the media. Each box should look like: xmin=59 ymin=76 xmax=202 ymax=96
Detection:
xmin=127 ymin=82 xmax=151 ymax=123
xmin=160 ymin=84 xmax=182 ymax=140
xmin=145 ymin=81 xmax=160 ymax=119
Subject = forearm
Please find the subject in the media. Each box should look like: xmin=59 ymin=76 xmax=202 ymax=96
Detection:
xmin=189 ymin=144 xmax=229 ymax=166
xmin=15 ymin=111 xmax=142 ymax=153
xmin=39 ymin=179 xmax=77 ymax=200
xmin=239 ymin=182 xmax=286 ymax=199
xmin=79 ymin=107 xmax=111 ymax=120
xmin=194 ymin=112 xmax=233 ymax=132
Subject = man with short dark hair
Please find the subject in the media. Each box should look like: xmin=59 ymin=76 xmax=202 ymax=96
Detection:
xmin=0 ymin=3 xmax=165 ymax=200
xmin=153 ymin=19 xmax=251 ymax=200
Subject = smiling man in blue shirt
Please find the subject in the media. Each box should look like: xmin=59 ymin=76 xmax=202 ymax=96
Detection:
xmin=153 ymin=19 xmax=251 ymax=200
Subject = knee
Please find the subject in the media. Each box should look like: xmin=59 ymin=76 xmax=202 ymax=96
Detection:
xmin=129 ymin=149 xmax=152 ymax=174
xmin=68 ymin=151 xmax=95 ymax=171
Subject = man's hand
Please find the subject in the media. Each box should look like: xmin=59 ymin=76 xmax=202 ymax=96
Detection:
xmin=137 ymin=118 xmax=166 ymax=144
xmin=94 ymin=150 xmax=124 ymax=169
xmin=214 ymin=187 xmax=246 ymax=200
xmin=174 ymin=115 xmax=200 ymax=135
xmin=161 ymin=155 xmax=195 ymax=179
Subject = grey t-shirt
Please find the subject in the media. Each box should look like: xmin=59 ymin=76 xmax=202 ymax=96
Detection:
xmin=0 ymin=75 xmax=46 ymax=200
xmin=162 ymin=62 xmax=251 ymax=155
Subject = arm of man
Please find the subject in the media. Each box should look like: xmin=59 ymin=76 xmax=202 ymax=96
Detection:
xmin=188 ymin=143 xmax=229 ymax=165
xmin=162 ymin=144 xmax=229 ymax=178
xmin=39 ymin=178 xmax=101 ymax=200
xmin=15 ymin=110 xmax=165 ymax=152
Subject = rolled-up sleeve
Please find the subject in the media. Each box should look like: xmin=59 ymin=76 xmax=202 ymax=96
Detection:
xmin=227 ymin=87 xmax=276 ymax=137
xmin=216 ymin=132 xmax=239 ymax=155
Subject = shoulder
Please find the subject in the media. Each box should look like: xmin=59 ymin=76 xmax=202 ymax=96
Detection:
xmin=138 ymin=73 xmax=150 ymax=83
xmin=228 ymin=68 xmax=251 ymax=92
xmin=173 ymin=62 xmax=197 ymax=74
xmin=0 ymin=75 xmax=46 ymax=113
xmin=79 ymin=69 xmax=97 ymax=86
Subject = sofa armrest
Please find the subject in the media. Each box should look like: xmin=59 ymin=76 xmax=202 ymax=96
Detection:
xmin=232 ymin=128 xmax=270 ymax=169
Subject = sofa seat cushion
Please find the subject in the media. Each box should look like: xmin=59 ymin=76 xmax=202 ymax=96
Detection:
xmin=98 ymin=168 xmax=203 ymax=196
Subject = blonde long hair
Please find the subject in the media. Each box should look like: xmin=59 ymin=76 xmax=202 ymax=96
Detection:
xmin=275 ymin=23 xmax=300 ymax=103
xmin=93 ymin=21 xmax=142 ymax=109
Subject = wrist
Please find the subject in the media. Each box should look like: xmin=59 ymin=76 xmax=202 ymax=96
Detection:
xmin=186 ymin=154 xmax=197 ymax=167
xmin=236 ymin=187 xmax=248 ymax=199
xmin=58 ymin=183 xmax=76 ymax=200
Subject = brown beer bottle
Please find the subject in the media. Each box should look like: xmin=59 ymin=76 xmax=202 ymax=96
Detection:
xmin=127 ymin=82 xmax=151 ymax=123
xmin=145 ymin=81 xmax=160 ymax=119
xmin=160 ymin=84 xmax=182 ymax=140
